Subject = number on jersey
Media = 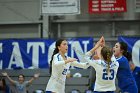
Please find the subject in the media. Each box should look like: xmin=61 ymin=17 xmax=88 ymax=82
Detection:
xmin=62 ymin=69 xmax=68 ymax=75
xmin=102 ymin=69 xmax=114 ymax=80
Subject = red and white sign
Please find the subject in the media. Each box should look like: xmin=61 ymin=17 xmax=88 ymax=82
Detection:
xmin=89 ymin=0 xmax=127 ymax=13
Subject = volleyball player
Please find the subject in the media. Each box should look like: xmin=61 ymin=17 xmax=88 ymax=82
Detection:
xmin=46 ymin=39 xmax=90 ymax=93
xmin=84 ymin=37 xmax=119 ymax=93
xmin=113 ymin=42 xmax=138 ymax=93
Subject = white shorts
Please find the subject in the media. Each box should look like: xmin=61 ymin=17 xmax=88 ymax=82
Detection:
xmin=46 ymin=77 xmax=65 ymax=93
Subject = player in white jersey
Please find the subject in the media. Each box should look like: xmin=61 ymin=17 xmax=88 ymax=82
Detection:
xmin=46 ymin=39 xmax=89 ymax=93
xmin=84 ymin=37 xmax=119 ymax=93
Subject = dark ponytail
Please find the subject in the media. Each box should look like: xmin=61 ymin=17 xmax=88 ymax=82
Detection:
xmin=49 ymin=48 xmax=59 ymax=74
xmin=124 ymin=51 xmax=132 ymax=62
xmin=0 ymin=78 xmax=6 ymax=90
xmin=119 ymin=42 xmax=131 ymax=61
xmin=49 ymin=39 xmax=66 ymax=75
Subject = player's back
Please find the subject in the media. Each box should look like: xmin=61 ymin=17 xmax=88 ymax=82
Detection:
xmin=90 ymin=60 xmax=119 ymax=91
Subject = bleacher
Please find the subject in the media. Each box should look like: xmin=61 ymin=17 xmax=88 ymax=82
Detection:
xmin=0 ymin=69 xmax=91 ymax=93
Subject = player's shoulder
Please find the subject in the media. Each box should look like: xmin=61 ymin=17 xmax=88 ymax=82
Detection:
xmin=53 ymin=53 xmax=62 ymax=60
xmin=121 ymin=56 xmax=128 ymax=61
xmin=111 ymin=60 xmax=119 ymax=68
xmin=111 ymin=58 xmax=119 ymax=66
xmin=54 ymin=53 xmax=59 ymax=56
xmin=93 ymin=59 xmax=102 ymax=65
xmin=54 ymin=53 xmax=60 ymax=57
xmin=54 ymin=53 xmax=69 ymax=60
xmin=117 ymin=56 xmax=127 ymax=61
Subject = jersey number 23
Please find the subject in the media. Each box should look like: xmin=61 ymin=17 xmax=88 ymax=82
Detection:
xmin=102 ymin=69 xmax=114 ymax=80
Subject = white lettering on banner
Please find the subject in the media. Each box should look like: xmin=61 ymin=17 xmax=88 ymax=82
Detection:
xmin=48 ymin=41 xmax=90 ymax=64
xmin=0 ymin=40 xmax=91 ymax=69
xmin=27 ymin=42 xmax=45 ymax=68
xmin=82 ymin=41 xmax=89 ymax=53
xmin=8 ymin=42 xmax=24 ymax=69
xmin=132 ymin=40 xmax=140 ymax=66
xmin=0 ymin=43 xmax=3 ymax=69
xmin=0 ymin=43 xmax=2 ymax=52
xmin=69 ymin=41 xmax=89 ymax=62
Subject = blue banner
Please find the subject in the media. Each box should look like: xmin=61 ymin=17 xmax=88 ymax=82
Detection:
xmin=0 ymin=38 xmax=93 ymax=69
xmin=118 ymin=36 xmax=140 ymax=66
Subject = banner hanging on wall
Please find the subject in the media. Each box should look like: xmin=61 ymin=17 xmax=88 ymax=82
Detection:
xmin=135 ymin=0 xmax=140 ymax=12
xmin=118 ymin=36 xmax=140 ymax=66
xmin=42 ymin=0 xmax=80 ymax=15
xmin=0 ymin=38 xmax=93 ymax=69
xmin=89 ymin=0 xmax=127 ymax=13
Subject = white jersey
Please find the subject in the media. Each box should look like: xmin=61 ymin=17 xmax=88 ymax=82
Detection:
xmin=46 ymin=53 xmax=89 ymax=93
xmin=85 ymin=52 xmax=119 ymax=92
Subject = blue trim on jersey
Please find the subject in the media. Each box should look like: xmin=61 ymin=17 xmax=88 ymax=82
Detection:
xmin=65 ymin=55 xmax=67 ymax=59
xmin=100 ymin=61 xmax=108 ymax=67
xmin=100 ymin=60 xmax=117 ymax=68
xmin=116 ymin=56 xmax=138 ymax=93
xmin=116 ymin=56 xmax=122 ymax=61
xmin=57 ymin=54 xmax=60 ymax=61
xmin=57 ymin=53 xmax=67 ymax=61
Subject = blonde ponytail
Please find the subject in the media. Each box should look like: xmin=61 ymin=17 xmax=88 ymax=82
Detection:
xmin=107 ymin=52 xmax=111 ymax=74
xmin=101 ymin=46 xmax=113 ymax=74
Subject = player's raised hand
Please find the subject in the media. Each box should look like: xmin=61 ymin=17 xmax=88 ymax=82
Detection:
xmin=96 ymin=36 xmax=105 ymax=47
xmin=100 ymin=36 xmax=105 ymax=47
xmin=34 ymin=73 xmax=40 ymax=78
xmin=2 ymin=72 xmax=8 ymax=77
